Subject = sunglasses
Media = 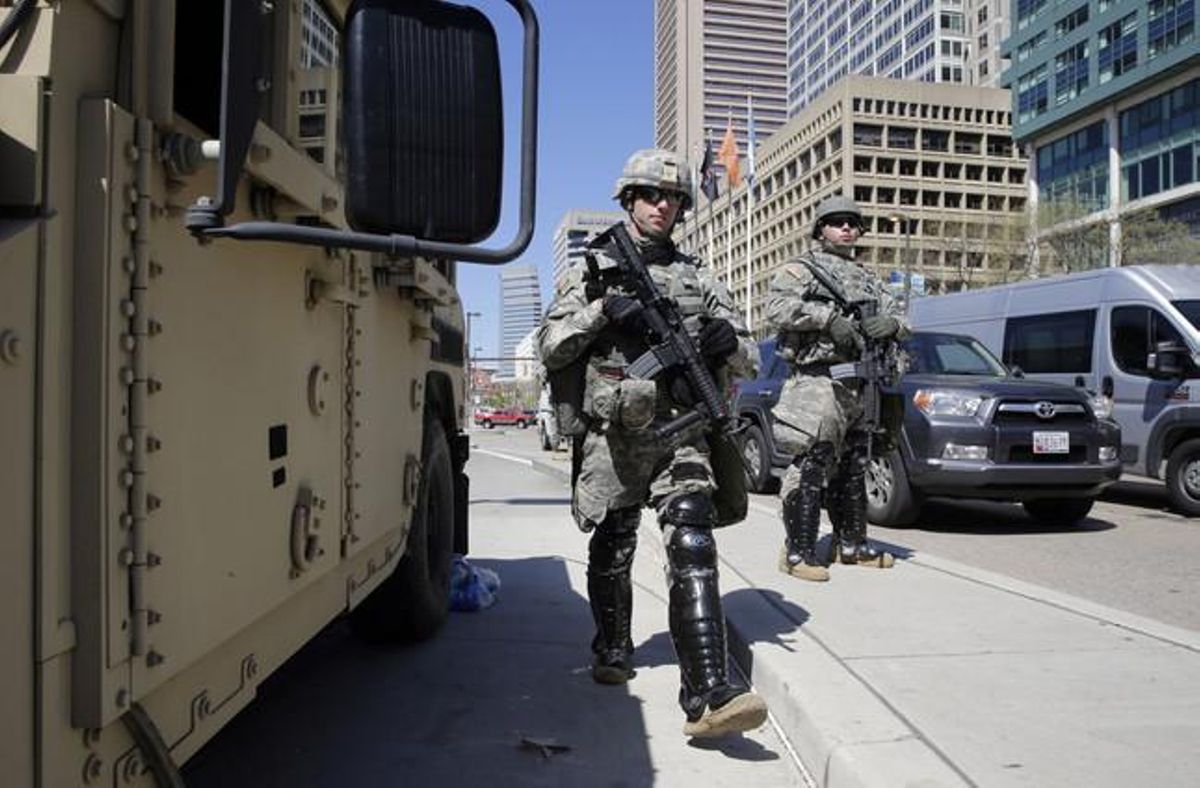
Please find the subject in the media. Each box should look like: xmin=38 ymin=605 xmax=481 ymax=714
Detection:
xmin=633 ymin=186 xmax=686 ymax=206
xmin=824 ymin=216 xmax=863 ymax=230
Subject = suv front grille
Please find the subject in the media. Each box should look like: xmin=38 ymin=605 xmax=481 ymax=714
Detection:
xmin=994 ymin=401 xmax=1089 ymax=425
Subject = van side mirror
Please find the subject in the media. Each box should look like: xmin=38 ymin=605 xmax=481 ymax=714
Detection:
xmin=1148 ymin=341 xmax=1188 ymax=378
xmin=343 ymin=1 xmax=501 ymax=242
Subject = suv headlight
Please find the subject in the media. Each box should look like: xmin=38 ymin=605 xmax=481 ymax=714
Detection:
xmin=913 ymin=389 xmax=984 ymax=418
xmin=1088 ymin=393 xmax=1113 ymax=421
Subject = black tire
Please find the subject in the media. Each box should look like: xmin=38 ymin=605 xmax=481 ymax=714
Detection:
xmin=1165 ymin=437 xmax=1200 ymax=516
xmin=1022 ymin=497 xmax=1095 ymax=524
xmin=482 ymin=419 xmax=493 ymax=429
xmin=518 ymin=419 xmax=529 ymax=429
xmin=350 ymin=413 xmax=456 ymax=643
xmin=866 ymin=450 xmax=921 ymax=526
xmin=740 ymin=422 xmax=774 ymax=493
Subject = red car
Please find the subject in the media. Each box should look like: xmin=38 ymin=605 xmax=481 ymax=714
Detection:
xmin=473 ymin=407 xmax=531 ymax=429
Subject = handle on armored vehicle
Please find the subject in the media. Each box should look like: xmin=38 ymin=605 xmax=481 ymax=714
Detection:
xmin=188 ymin=0 xmax=539 ymax=265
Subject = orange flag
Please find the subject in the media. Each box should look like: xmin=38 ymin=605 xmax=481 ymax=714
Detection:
xmin=717 ymin=120 xmax=741 ymax=188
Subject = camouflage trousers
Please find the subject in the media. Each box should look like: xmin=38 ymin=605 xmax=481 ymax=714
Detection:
xmin=771 ymin=374 xmax=864 ymax=500
xmin=573 ymin=424 xmax=714 ymax=529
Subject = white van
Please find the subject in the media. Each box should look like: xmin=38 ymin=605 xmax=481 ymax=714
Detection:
xmin=909 ymin=265 xmax=1200 ymax=515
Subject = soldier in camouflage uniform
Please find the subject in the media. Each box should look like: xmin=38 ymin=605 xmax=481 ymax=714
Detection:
xmin=536 ymin=149 xmax=767 ymax=738
xmin=765 ymin=195 xmax=910 ymax=581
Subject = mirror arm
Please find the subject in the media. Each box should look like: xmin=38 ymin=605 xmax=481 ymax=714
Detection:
xmin=190 ymin=0 xmax=539 ymax=266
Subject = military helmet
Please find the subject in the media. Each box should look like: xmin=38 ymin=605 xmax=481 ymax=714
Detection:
xmin=811 ymin=194 xmax=865 ymax=239
xmin=612 ymin=148 xmax=694 ymax=210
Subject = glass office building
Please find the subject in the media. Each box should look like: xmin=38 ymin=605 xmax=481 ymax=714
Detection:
xmin=1003 ymin=0 xmax=1199 ymax=256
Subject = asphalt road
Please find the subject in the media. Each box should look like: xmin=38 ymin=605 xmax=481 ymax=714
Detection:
xmin=491 ymin=425 xmax=1200 ymax=632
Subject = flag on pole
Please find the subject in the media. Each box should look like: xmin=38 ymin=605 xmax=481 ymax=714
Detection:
xmin=699 ymin=132 xmax=719 ymax=201
xmin=745 ymin=93 xmax=757 ymax=187
xmin=717 ymin=118 xmax=741 ymax=189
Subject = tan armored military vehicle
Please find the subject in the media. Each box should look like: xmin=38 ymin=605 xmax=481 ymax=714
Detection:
xmin=1 ymin=0 xmax=538 ymax=784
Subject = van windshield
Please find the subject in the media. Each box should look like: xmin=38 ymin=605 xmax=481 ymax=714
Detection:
xmin=904 ymin=332 xmax=1008 ymax=376
xmin=1172 ymin=300 xmax=1200 ymax=332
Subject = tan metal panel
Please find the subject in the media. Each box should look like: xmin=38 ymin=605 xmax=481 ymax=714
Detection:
xmin=130 ymin=174 xmax=345 ymax=700
xmin=0 ymin=220 xmax=38 ymax=786
xmin=70 ymin=98 xmax=136 ymax=728
xmin=342 ymin=270 xmax=426 ymax=561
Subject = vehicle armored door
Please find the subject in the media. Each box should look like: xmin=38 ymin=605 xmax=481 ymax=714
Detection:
xmin=1107 ymin=304 xmax=1198 ymax=475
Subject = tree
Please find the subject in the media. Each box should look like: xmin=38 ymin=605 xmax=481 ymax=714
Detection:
xmin=1118 ymin=208 xmax=1200 ymax=265
xmin=1034 ymin=199 xmax=1200 ymax=272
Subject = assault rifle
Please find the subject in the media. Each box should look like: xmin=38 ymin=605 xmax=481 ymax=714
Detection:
xmin=593 ymin=223 xmax=737 ymax=442
xmin=797 ymin=257 xmax=894 ymax=451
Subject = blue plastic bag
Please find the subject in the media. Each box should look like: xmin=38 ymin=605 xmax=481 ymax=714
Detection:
xmin=450 ymin=555 xmax=501 ymax=612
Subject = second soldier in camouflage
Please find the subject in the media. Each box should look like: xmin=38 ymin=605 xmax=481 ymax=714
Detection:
xmin=765 ymin=195 xmax=910 ymax=581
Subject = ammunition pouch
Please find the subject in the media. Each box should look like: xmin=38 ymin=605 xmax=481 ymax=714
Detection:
xmin=546 ymin=359 xmax=590 ymax=437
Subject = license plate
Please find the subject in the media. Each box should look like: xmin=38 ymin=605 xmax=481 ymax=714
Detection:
xmin=1033 ymin=431 xmax=1069 ymax=454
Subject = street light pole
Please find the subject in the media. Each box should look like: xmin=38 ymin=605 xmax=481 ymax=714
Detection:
xmin=889 ymin=211 xmax=912 ymax=312
xmin=465 ymin=311 xmax=482 ymax=415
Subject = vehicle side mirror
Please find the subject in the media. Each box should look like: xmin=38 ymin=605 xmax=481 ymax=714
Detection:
xmin=343 ymin=0 xmax=502 ymax=242
xmin=1009 ymin=365 xmax=1025 ymax=378
xmin=1148 ymin=341 xmax=1188 ymax=378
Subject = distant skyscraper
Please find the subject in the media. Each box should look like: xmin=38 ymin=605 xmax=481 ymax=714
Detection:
xmin=968 ymin=0 xmax=1011 ymax=89
xmin=785 ymin=0 xmax=979 ymax=116
xmin=654 ymin=0 xmax=788 ymax=185
xmin=551 ymin=209 xmax=625 ymax=287
xmin=498 ymin=265 xmax=543 ymax=378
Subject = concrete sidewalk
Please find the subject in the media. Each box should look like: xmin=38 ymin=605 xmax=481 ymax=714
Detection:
xmin=471 ymin=429 xmax=1200 ymax=788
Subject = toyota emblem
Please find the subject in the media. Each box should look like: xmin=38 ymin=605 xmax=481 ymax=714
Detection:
xmin=1035 ymin=401 xmax=1057 ymax=419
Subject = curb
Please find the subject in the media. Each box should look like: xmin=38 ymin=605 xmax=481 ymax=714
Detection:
xmin=489 ymin=445 xmax=962 ymax=787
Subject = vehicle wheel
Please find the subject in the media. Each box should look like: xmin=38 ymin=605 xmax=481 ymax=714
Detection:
xmin=1165 ymin=438 xmax=1200 ymax=516
xmin=540 ymin=423 xmax=552 ymax=450
xmin=350 ymin=413 xmax=455 ymax=643
xmin=740 ymin=423 xmax=774 ymax=493
xmin=518 ymin=419 xmax=529 ymax=429
xmin=866 ymin=450 xmax=921 ymax=526
xmin=1022 ymin=497 xmax=1095 ymax=524
xmin=483 ymin=419 xmax=493 ymax=429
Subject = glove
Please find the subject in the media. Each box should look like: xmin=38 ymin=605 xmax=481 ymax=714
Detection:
xmin=861 ymin=314 xmax=900 ymax=340
xmin=827 ymin=313 xmax=863 ymax=353
xmin=602 ymin=295 xmax=646 ymax=333
xmin=698 ymin=318 xmax=738 ymax=364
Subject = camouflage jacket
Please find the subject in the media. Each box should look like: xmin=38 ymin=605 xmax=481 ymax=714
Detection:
xmin=764 ymin=248 xmax=911 ymax=368
xmin=536 ymin=224 xmax=758 ymax=431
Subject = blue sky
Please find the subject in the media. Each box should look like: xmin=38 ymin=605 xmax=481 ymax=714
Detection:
xmin=460 ymin=0 xmax=654 ymax=362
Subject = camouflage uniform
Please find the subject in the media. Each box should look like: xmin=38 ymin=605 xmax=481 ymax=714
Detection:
xmin=766 ymin=197 xmax=909 ymax=578
xmin=536 ymin=150 xmax=765 ymax=738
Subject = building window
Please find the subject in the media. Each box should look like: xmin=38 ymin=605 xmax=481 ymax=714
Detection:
xmin=1016 ymin=0 xmax=1049 ymax=29
xmin=1098 ymin=13 xmax=1139 ymax=84
xmin=1016 ymin=30 xmax=1048 ymax=62
xmin=1036 ymin=121 xmax=1109 ymax=210
xmin=1053 ymin=41 xmax=1089 ymax=105
xmin=1119 ymin=79 xmax=1200 ymax=201
xmin=1016 ymin=64 xmax=1049 ymax=122
xmin=1147 ymin=0 xmax=1196 ymax=59
xmin=1054 ymin=5 xmax=1090 ymax=38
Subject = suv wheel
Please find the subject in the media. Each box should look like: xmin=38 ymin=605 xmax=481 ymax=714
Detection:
xmin=866 ymin=450 xmax=921 ymax=526
xmin=740 ymin=423 xmax=776 ymax=493
xmin=1022 ymin=497 xmax=1094 ymax=524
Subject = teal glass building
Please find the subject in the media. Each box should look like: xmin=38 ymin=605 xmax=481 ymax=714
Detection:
xmin=1001 ymin=0 xmax=1199 ymax=252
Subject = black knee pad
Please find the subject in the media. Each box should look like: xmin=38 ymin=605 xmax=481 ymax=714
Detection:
xmin=665 ymin=524 xmax=717 ymax=572
xmin=660 ymin=492 xmax=716 ymax=528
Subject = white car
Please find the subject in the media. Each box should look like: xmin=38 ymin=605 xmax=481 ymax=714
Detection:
xmin=537 ymin=388 xmax=563 ymax=451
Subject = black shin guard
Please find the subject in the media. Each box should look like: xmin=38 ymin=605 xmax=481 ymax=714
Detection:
xmin=660 ymin=494 xmax=735 ymax=719
xmin=587 ymin=507 xmax=640 ymax=677
xmin=832 ymin=432 xmax=887 ymax=564
xmin=783 ymin=442 xmax=834 ymax=567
